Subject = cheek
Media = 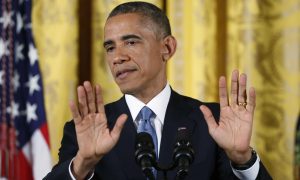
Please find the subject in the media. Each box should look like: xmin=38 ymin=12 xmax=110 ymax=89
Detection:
xmin=106 ymin=59 xmax=115 ymax=75
xmin=105 ymin=54 xmax=113 ymax=66
xmin=142 ymin=59 xmax=163 ymax=76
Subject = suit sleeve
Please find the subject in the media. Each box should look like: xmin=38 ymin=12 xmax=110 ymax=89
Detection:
xmin=256 ymin=162 xmax=273 ymax=180
xmin=43 ymin=121 xmax=79 ymax=180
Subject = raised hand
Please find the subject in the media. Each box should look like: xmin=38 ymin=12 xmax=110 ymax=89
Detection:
xmin=69 ymin=81 xmax=127 ymax=179
xmin=200 ymin=70 xmax=255 ymax=164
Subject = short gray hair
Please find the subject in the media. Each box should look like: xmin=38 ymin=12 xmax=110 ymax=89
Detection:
xmin=107 ymin=1 xmax=171 ymax=38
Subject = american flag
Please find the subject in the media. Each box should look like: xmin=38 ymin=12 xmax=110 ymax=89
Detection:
xmin=0 ymin=0 xmax=52 ymax=179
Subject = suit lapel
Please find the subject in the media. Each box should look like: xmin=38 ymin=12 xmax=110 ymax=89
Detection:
xmin=108 ymin=91 xmax=198 ymax=179
xmin=108 ymin=96 xmax=145 ymax=179
xmin=158 ymin=90 xmax=196 ymax=178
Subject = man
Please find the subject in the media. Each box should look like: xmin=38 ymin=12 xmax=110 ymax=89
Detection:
xmin=44 ymin=2 xmax=271 ymax=180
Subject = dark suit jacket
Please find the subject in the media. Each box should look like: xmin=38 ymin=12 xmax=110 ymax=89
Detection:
xmin=44 ymin=90 xmax=272 ymax=180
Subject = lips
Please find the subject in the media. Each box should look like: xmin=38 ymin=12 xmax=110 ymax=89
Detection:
xmin=115 ymin=67 xmax=137 ymax=79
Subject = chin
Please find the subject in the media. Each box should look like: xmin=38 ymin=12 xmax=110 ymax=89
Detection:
xmin=116 ymin=79 xmax=143 ymax=95
xmin=118 ymin=84 xmax=136 ymax=95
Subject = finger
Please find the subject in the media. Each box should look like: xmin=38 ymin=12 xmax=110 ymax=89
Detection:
xmin=84 ymin=81 xmax=96 ymax=113
xmin=95 ymin=84 xmax=105 ymax=114
xmin=69 ymin=100 xmax=82 ymax=125
xmin=200 ymin=105 xmax=218 ymax=135
xmin=77 ymin=86 xmax=89 ymax=116
xmin=246 ymin=87 xmax=256 ymax=113
xmin=230 ymin=69 xmax=239 ymax=106
xmin=238 ymin=73 xmax=247 ymax=104
xmin=111 ymin=114 xmax=128 ymax=141
xmin=219 ymin=76 xmax=228 ymax=108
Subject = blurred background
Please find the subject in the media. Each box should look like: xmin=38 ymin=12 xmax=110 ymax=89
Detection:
xmin=0 ymin=0 xmax=299 ymax=179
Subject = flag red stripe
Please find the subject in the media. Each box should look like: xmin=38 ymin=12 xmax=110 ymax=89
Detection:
xmin=17 ymin=151 xmax=33 ymax=180
xmin=40 ymin=122 xmax=50 ymax=147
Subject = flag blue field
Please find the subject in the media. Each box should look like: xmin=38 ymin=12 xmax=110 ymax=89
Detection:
xmin=0 ymin=0 xmax=51 ymax=179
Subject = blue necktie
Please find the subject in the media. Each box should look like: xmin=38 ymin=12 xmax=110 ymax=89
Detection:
xmin=137 ymin=106 xmax=158 ymax=155
xmin=137 ymin=106 xmax=158 ymax=178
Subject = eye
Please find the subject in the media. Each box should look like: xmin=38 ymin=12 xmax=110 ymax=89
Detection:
xmin=105 ymin=46 xmax=115 ymax=53
xmin=126 ymin=40 xmax=137 ymax=46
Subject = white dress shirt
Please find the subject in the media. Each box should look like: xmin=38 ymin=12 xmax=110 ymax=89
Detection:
xmin=69 ymin=83 xmax=260 ymax=180
xmin=125 ymin=83 xmax=260 ymax=180
xmin=125 ymin=83 xmax=171 ymax=154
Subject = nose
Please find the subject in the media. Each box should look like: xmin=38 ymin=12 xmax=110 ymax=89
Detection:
xmin=113 ymin=47 xmax=129 ymax=65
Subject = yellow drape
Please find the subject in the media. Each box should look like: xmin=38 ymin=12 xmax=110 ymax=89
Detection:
xmin=168 ymin=0 xmax=300 ymax=179
xmin=227 ymin=1 xmax=300 ymax=179
xmin=92 ymin=0 xmax=162 ymax=104
xmin=32 ymin=0 xmax=79 ymax=163
xmin=167 ymin=0 xmax=221 ymax=102
xmin=32 ymin=1 xmax=300 ymax=179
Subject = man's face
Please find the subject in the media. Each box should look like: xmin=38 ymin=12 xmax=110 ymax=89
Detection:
xmin=104 ymin=13 xmax=167 ymax=99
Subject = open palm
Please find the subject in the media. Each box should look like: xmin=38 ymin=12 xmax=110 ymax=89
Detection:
xmin=200 ymin=70 xmax=256 ymax=164
xmin=69 ymin=81 xmax=127 ymax=178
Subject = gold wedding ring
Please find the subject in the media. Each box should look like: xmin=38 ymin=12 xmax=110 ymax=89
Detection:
xmin=238 ymin=102 xmax=247 ymax=107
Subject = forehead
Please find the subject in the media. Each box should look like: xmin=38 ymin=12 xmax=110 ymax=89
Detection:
xmin=105 ymin=13 xmax=142 ymax=30
xmin=104 ymin=13 xmax=155 ymax=39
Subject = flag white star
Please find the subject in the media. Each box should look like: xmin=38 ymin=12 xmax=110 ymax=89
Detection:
xmin=14 ymin=72 xmax=20 ymax=91
xmin=28 ymin=44 xmax=38 ymax=65
xmin=16 ymin=13 xmax=23 ymax=33
xmin=0 ymin=70 xmax=4 ymax=85
xmin=16 ymin=42 xmax=24 ymax=62
xmin=0 ymin=38 xmax=10 ymax=58
xmin=0 ymin=11 xmax=14 ymax=28
xmin=6 ymin=102 xmax=20 ymax=118
xmin=26 ymin=74 xmax=41 ymax=95
xmin=26 ymin=102 xmax=37 ymax=123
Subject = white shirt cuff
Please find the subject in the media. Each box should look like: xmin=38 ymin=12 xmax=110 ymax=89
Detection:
xmin=68 ymin=157 xmax=95 ymax=180
xmin=231 ymin=154 xmax=260 ymax=180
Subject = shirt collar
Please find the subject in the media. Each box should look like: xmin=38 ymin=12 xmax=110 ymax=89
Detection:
xmin=125 ymin=83 xmax=171 ymax=124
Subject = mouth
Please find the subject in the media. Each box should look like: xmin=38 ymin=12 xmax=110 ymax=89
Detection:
xmin=115 ymin=68 xmax=137 ymax=79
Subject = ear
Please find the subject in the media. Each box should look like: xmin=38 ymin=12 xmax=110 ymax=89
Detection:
xmin=161 ymin=35 xmax=177 ymax=61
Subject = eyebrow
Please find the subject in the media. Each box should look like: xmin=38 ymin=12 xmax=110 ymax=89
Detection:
xmin=103 ymin=34 xmax=142 ymax=47
xmin=121 ymin=34 xmax=142 ymax=41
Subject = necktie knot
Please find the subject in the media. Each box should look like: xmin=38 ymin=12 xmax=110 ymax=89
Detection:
xmin=138 ymin=106 xmax=155 ymax=133
xmin=140 ymin=106 xmax=154 ymax=122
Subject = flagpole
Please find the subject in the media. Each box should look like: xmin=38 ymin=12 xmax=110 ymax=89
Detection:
xmin=1 ymin=0 xmax=8 ymax=178
xmin=7 ymin=0 xmax=16 ymax=178
xmin=0 ymin=123 xmax=8 ymax=178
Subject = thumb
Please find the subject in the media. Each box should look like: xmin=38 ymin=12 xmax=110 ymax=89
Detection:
xmin=111 ymin=114 xmax=128 ymax=140
xmin=200 ymin=105 xmax=218 ymax=135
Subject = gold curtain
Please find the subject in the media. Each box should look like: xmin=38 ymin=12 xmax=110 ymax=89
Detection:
xmin=227 ymin=1 xmax=300 ymax=179
xmin=167 ymin=0 xmax=221 ymax=102
xmin=32 ymin=0 xmax=79 ymax=162
xmin=91 ymin=0 xmax=162 ymax=104
xmin=168 ymin=0 xmax=300 ymax=179
xmin=32 ymin=1 xmax=300 ymax=179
